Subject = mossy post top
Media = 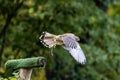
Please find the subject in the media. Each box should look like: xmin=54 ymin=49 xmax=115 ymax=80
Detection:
xmin=5 ymin=57 xmax=46 ymax=77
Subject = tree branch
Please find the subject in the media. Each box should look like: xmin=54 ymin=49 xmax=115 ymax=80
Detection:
xmin=0 ymin=1 xmax=24 ymax=65
xmin=0 ymin=1 xmax=24 ymax=37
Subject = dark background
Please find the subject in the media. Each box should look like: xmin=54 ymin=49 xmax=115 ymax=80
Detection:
xmin=0 ymin=0 xmax=120 ymax=80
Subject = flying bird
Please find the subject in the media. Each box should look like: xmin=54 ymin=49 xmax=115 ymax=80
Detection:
xmin=39 ymin=31 xmax=86 ymax=64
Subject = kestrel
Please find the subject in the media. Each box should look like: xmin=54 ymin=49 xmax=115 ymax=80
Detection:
xmin=39 ymin=31 xmax=86 ymax=64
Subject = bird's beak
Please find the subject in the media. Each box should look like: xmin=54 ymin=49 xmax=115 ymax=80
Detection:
xmin=75 ymin=36 xmax=80 ymax=41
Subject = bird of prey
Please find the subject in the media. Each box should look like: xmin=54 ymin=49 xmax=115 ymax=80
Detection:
xmin=39 ymin=31 xmax=86 ymax=64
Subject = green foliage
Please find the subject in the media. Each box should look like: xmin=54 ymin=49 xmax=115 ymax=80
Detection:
xmin=0 ymin=0 xmax=120 ymax=80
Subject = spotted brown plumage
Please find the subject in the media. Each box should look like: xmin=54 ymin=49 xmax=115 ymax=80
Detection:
xmin=39 ymin=31 xmax=86 ymax=64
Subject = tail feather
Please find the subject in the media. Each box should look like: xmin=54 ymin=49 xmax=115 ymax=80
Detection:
xmin=39 ymin=32 xmax=57 ymax=48
xmin=39 ymin=32 xmax=49 ymax=47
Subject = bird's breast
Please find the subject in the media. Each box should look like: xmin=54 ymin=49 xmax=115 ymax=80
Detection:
xmin=55 ymin=36 xmax=64 ymax=45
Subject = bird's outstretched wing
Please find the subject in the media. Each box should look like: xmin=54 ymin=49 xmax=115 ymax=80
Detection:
xmin=61 ymin=36 xmax=77 ymax=49
xmin=62 ymin=36 xmax=86 ymax=64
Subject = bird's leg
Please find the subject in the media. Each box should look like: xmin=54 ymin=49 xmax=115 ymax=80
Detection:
xmin=50 ymin=47 xmax=54 ymax=56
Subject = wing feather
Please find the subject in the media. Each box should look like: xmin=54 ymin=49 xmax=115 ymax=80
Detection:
xmin=61 ymin=36 xmax=77 ymax=49
xmin=63 ymin=42 xmax=86 ymax=64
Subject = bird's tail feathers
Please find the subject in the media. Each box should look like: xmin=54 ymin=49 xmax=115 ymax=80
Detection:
xmin=39 ymin=32 xmax=56 ymax=48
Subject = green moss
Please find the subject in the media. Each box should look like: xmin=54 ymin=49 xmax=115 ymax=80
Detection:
xmin=5 ymin=57 xmax=45 ymax=77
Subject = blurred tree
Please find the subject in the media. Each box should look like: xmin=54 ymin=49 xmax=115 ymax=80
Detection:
xmin=0 ymin=0 xmax=120 ymax=80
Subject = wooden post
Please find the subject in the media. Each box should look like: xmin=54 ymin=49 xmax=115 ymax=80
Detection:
xmin=19 ymin=68 xmax=33 ymax=80
xmin=5 ymin=57 xmax=46 ymax=80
